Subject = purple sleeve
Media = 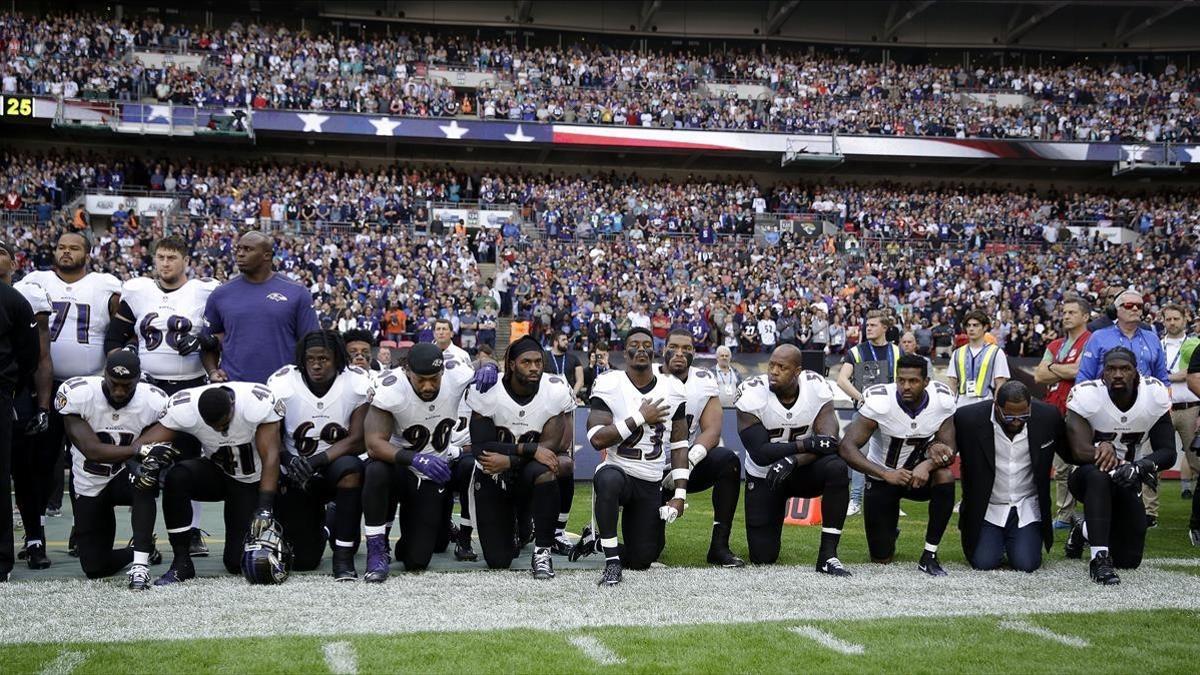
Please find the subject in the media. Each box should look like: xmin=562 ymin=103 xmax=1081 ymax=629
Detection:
xmin=295 ymin=288 xmax=320 ymax=336
xmin=204 ymin=286 xmax=225 ymax=335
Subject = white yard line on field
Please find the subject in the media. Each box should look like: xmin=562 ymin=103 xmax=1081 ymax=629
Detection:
xmin=39 ymin=650 xmax=86 ymax=675
xmin=998 ymin=619 xmax=1089 ymax=648
xmin=789 ymin=626 xmax=865 ymax=655
xmin=568 ymin=635 xmax=625 ymax=665
xmin=322 ymin=641 xmax=358 ymax=674
xmin=1 ymin=559 xmax=1198 ymax=645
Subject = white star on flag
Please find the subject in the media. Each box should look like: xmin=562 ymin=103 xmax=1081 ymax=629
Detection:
xmin=439 ymin=120 xmax=469 ymax=139
xmin=504 ymin=124 xmax=534 ymax=142
xmin=368 ymin=117 xmax=402 ymax=136
xmin=1179 ymin=146 xmax=1200 ymax=163
xmin=298 ymin=113 xmax=330 ymax=133
xmin=147 ymin=105 xmax=172 ymax=122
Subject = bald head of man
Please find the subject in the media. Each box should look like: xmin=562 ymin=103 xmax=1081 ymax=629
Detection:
xmin=766 ymin=343 xmax=804 ymax=396
xmin=235 ymin=231 xmax=274 ymax=279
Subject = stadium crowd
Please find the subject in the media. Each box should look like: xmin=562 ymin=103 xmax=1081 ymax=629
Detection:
xmin=3 ymin=12 xmax=1200 ymax=140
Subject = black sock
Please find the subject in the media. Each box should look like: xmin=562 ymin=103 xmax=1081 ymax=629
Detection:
xmin=818 ymin=529 xmax=841 ymax=562
xmin=556 ymin=475 xmax=574 ymax=534
xmin=925 ymin=483 xmax=956 ymax=548
xmin=532 ymin=480 xmax=559 ymax=548
xmin=167 ymin=531 xmax=194 ymax=572
xmin=334 ymin=487 xmax=362 ymax=547
xmin=711 ymin=464 xmax=740 ymax=547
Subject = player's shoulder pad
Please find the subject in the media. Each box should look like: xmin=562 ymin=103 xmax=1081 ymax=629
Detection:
xmin=1141 ymin=376 xmax=1171 ymax=412
xmin=238 ymin=382 xmax=283 ymax=423
xmin=591 ymin=370 xmax=622 ymax=401
xmin=345 ymin=366 xmax=375 ymax=400
xmin=1065 ymin=379 xmax=1103 ymax=416
xmin=801 ymin=370 xmax=834 ymax=403
xmin=371 ymin=370 xmax=408 ymax=410
xmin=163 ymin=388 xmax=201 ymax=427
xmin=734 ymin=374 xmax=770 ymax=413
xmin=860 ymin=384 xmax=894 ymax=419
xmin=930 ymin=381 xmax=957 ymax=409
xmin=142 ymin=383 xmax=170 ymax=405
xmin=97 ymin=272 xmax=123 ymax=294
xmin=122 ymin=275 xmax=155 ymax=295
xmin=690 ymin=367 xmax=720 ymax=398
xmin=267 ymin=365 xmax=299 ymax=400
xmin=547 ymin=374 xmax=577 ymax=414
xmin=54 ymin=377 xmax=95 ymax=414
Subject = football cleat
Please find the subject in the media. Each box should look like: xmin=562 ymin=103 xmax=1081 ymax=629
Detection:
xmin=817 ymin=557 xmax=852 ymax=577
xmin=126 ymin=537 xmax=163 ymax=566
xmin=1064 ymin=521 xmax=1086 ymax=559
xmin=22 ymin=543 xmax=50 ymax=570
xmin=551 ymin=534 xmax=574 ymax=557
xmin=1089 ymin=552 xmax=1120 ymax=585
xmin=67 ymin=528 xmax=78 ymax=557
xmin=598 ymin=559 xmax=622 ymax=587
xmin=1182 ymin=489 xmax=1194 ymax=500
xmin=45 ymin=506 xmax=62 ymax=518
xmin=846 ymin=501 xmax=862 ymax=517
xmin=190 ymin=528 xmax=210 ymax=557
xmin=332 ymin=548 xmax=357 ymax=582
xmin=454 ymin=540 xmax=478 ymax=562
xmin=1189 ymin=529 xmax=1200 ymax=547
xmin=568 ymin=526 xmax=598 ymax=562
xmin=531 ymin=548 xmax=555 ymax=580
xmin=706 ymin=547 xmax=746 ymax=568
xmin=364 ymin=534 xmax=390 ymax=583
xmin=153 ymin=565 xmax=195 ymax=586
xmin=1145 ymin=516 xmax=1158 ymax=529
xmin=918 ymin=550 xmax=947 ymax=577
xmin=128 ymin=564 xmax=151 ymax=591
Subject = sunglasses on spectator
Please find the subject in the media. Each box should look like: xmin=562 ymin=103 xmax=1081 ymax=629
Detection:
xmin=996 ymin=410 xmax=1031 ymax=424
xmin=1119 ymin=302 xmax=1143 ymax=310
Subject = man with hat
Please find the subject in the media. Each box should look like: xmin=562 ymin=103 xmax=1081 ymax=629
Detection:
xmin=55 ymin=350 xmax=170 ymax=589
xmin=1064 ymin=347 xmax=1174 ymax=584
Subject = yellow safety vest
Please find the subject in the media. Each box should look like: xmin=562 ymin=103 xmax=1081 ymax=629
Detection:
xmin=851 ymin=342 xmax=900 ymax=382
xmin=954 ymin=343 xmax=1000 ymax=397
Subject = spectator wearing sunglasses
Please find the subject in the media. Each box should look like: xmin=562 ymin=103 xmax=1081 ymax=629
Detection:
xmin=954 ymin=381 xmax=1077 ymax=572
xmin=1077 ymin=290 xmax=1169 ymax=384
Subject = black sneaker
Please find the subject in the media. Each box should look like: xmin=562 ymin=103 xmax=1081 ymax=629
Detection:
xmin=1183 ymin=489 xmax=1194 ymax=500
xmin=67 ymin=528 xmax=78 ymax=557
xmin=817 ymin=557 xmax=852 ymax=577
xmin=454 ymin=540 xmax=478 ymax=562
xmin=569 ymin=526 xmax=597 ymax=562
xmin=128 ymin=564 xmax=151 ymax=591
xmin=189 ymin=528 xmax=210 ymax=557
xmin=531 ymin=547 xmax=555 ymax=579
xmin=918 ymin=550 xmax=947 ymax=577
xmin=23 ymin=543 xmax=50 ymax=570
xmin=1089 ymin=551 xmax=1120 ymax=585
xmin=332 ymin=548 xmax=357 ymax=581
xmin=598 ymin=559 xmax=622 ymax=586
xmin=1189 ymin=529 xmax=1200 ymax=547
xmin=551 ymin=534 xmax=574 ymax=557
xmin=153 ymin=565 xmax=195 ymax=586
xmin=1064 ymin=521 xmax=1086 ymax=559
xmin=706 ymin=547 xmax=746 ymax=568
xmin=1146 ymin=515 xmax=1158 ymax=529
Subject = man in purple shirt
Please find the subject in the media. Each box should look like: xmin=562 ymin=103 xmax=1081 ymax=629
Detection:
xmin=203 ymin=232 xmax=320 ymax=384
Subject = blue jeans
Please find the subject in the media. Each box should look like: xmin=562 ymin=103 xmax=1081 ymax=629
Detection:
xmin=850 ymin=469 xmax=865 ymax=503
xmin=971 ymin=507 xmax=1043 ymax=572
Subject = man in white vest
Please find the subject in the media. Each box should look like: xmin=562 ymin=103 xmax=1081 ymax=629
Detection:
xmin=946 ymin=310 xmax=1009 ymax=409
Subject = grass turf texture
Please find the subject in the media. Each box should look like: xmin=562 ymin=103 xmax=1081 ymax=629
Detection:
xmin=2 ymin=610 xmax=1198 ymax=674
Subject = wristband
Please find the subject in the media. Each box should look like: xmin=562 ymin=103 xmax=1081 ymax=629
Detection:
xmin=256 ymin=490 xmax=275 ymax=510
xmin=586 ymin=425 xmax=606 ymax=443
xmin=666 ymin=467 xmax=691 ymax=483
xmin=629 ymin=411 xmax=646 ymax=430
xmin=519 ymin=443 xmax=538 ymax=458
xmin=673 ymin=488 xmax=688 ymax=501
xmin=669 ymin=439 xmax=689 ymax=451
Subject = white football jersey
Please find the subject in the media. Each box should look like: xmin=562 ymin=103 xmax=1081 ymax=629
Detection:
xmin=159 ymin=381 xmax=285 ymax=483
xmin=466 ymin=373 xmax=575 ymax=450
xmin=55 ymin=377 xmax=168 ymax=497
xmin=735 ymin=371 xmax=834 ymax=478
xmin=859 ymin=381 xmax=957 ymax=470
xmin=1067 ymin=376 xmax=1171 ymax=462
xmin=657 ymin=364 xmax=720 ymax=439
xmin=121 ymin=276 xmax=218 ymax=380
xmin=370 ymin=356 xmax=475 ymax=474
xmin=14 ymin=279 xmax=52 ymax=315
xmin=591 ymin=370 xmax=687 ymax=482
xmin=24 ymin=270 xmax=122 ymax=380
xmin=268 ymin=365 xmax=374 ymax=458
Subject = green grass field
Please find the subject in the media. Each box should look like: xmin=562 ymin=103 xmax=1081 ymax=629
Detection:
xmin=3 ymin=481 xmax=1198 ymax=674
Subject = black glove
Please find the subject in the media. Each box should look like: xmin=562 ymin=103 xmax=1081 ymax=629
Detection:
xmin=1134 ymin=458 xmax=1159 ymax=491
xmin=24 ymin=409 xmax=49 ymax=435
xmin=250 ymin=508 xmax=274 ymax=538
xmin=1110 ymin=460 xmax=1157 ymax=491
xmin=765 ymin=455 xmax=797 ymax=493
xmin=175 ymin=333 xmax=202 ymax=356
xmin=286 ymin=454 xmax=314 ymax=485
xmin=130 ymin=455 xmax=165 ymax=491
xmin=799 ymin=434 xmax=838 ymax=456
xmin=137 ymin=443 xmax=181 ymax=464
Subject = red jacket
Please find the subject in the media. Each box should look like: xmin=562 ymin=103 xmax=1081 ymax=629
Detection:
xmin=1043 ymin=330 xmax=1090 ymax=414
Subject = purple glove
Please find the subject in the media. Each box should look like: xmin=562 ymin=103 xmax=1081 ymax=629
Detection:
xmin=472 ymin=362 xmax=499 ymax=393
xmin=412 ymin=453 xmax=451 ymax=484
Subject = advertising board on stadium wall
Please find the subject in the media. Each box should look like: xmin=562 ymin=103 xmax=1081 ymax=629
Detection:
xmin=84 ymin=195 xmax=177 ymax=216
xmin=431 ymin=207 xmax=515 ymax=228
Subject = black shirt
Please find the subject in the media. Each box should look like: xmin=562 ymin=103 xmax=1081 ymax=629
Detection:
xmin=543 ymin=350 xmax=581 ymax=387
xmin=0 ymin=282 xmax=40 ymax=392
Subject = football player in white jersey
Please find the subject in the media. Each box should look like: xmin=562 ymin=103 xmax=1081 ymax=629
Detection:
xmin=133 ymin=381 xmax=285 ymax=584
xmin=1063 ymin=347 xmax=1175 ymax=585
xmin=56 ymin=351 xmax=169 ymax=589
xmin=659 ymin=329 xmax=745 ymax=568
xmin=736 ymin=344 xmax=852 ymax=575
xmin=105 ymin=236 xmax=219 ymax=558
xmin=573 ymin=327 xmax=689 ymax=586
xmin=269 ymin=331 xmax=374 ymax=581
xmin=105 ymin=237 xmax=218 ymax=394
xmin=0 ymin=242 xmax=55 ymax=570
xmin=434 ymin=317 xmax=484 ymax=562
xmin=466 ymin=336 xmax=573 ymax=578
xmin=22 ymin=231 xmax=122 ymax=559
xmin=361 ymin=343 xmax=481 ymax=581
xmin=839 ymin=354 xmax=959 ymax=577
